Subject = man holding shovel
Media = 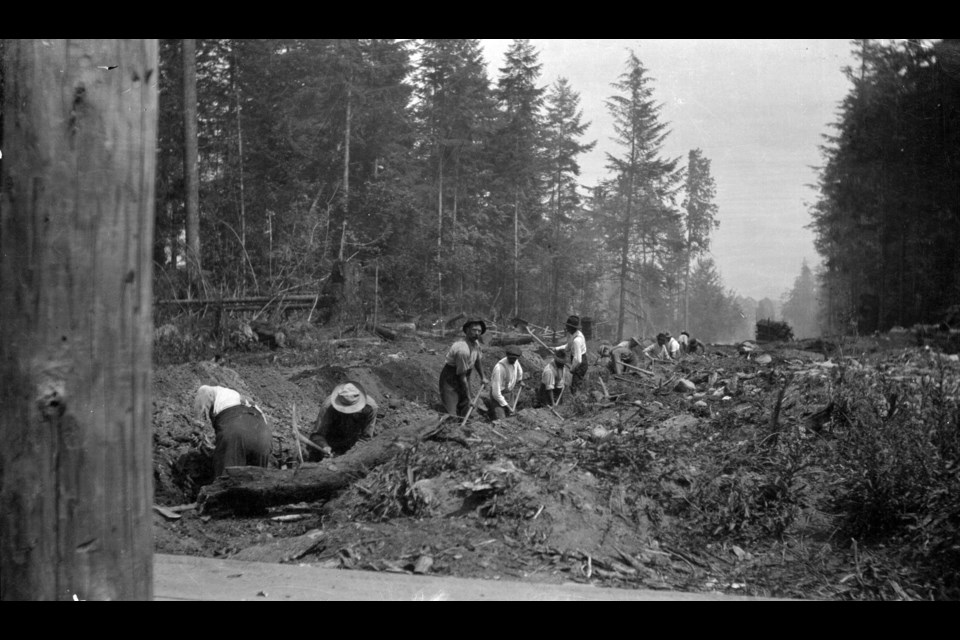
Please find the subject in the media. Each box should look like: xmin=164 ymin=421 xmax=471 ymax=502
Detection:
xmin=537 ymin=351 xmax=568 ymax=408
xmin=485 ymin=345 xmax=523 ymax=422
xmin=439 ymin=318 xmax=488 ymax=417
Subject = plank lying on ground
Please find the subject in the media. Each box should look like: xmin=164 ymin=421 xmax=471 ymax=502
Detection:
xmin=197 ymin=416 xmax=450 ymax=516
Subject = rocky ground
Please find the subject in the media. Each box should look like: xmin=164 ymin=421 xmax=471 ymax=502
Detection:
xmin=150 ymin=325 xmax=960 ymax=600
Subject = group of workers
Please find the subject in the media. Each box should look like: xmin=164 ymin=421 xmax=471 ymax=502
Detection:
xmin=596 ymin=330 xmax=704 ymax=374
xmin=192 ymin=314 xmax=704 ymax=478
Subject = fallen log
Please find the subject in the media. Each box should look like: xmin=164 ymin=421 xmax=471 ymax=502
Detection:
xmin=365 ymin=322 xmax=416 ymax=341
xmin=197 ymin=415 xmax=451 ymax=517
xmin=487 ymin=333 xmax=535 ymax=346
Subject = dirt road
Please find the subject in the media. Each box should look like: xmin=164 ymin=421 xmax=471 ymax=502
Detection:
xmin=154 ymin=553 xmax=791 ymax=601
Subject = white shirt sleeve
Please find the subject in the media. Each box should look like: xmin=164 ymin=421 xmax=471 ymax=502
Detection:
xmin=491 ymin=362 xmax=508 ymax=406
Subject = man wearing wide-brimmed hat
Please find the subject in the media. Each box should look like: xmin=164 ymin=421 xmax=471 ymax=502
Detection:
xmin=554 ymin=315 xmax=588 ymax=391
xmin=485 ymin=344 xmax=524 ymax=421
xmin=537 ymin=350 xmax=568 ymax=407
xmin=439 ymin=318 xmax=488 ymax=416
xmin=308 ymin=381 xmax=378 ymax=460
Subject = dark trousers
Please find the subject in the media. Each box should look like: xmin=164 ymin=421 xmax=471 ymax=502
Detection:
xmin=485 ymin=396 xmax=510 ymax=420
xmin=536 ymin=384 xmax=564 ymax=407
xmin=570 ymin=359 xmax=589 ymax=391
xmin=439 ymin=364 xmax=471 ymax=416
xmin=212 ymin=405 xmax=272 ymax=477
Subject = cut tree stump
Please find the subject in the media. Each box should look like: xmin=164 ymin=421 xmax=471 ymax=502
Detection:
xmin=197 ymin=416 xmax=450 ymax=517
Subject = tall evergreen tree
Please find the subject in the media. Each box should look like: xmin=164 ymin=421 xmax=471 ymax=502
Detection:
xmin=687 ymin=258 xmax=743 ymax=342
xmin=601 ymin=50 xmax=682 ymax=340
xmin=543 ymin=76 xmax=596 ymax=326
xmin=414 ymin=39 xmax=496 ymax=317
xmin=811 ymin=39 xmax=960 ymax=333
xmin=681 ymin=148 xmax=719 ymax=329
xmin=781 ymin=260 xmax=820 ymax=338
xmin=489 ymin=39 xmax=546 ymax=318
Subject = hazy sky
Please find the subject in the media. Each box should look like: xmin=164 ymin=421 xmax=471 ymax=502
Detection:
xmin=480 ymin=39 xmax=857 ymax=301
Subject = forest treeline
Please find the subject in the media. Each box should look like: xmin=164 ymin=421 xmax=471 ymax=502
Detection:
xmin=151 ymin=38 xmax=750 ymax=342
xmin=5 ymin=39 xmax=950 ymax=342
xmin=810 ymin=39 xmax=960 ymax=334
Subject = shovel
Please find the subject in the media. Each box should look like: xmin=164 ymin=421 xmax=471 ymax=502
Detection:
xmin=511 ymin=316 xmax=556 ymax=353
xmin=510 ymin=382 xmax=525 ymax=413
xmin=460 ymin=382 xmax=488 ymax=427
xmin=548 ymin=386 xmax=565 ymax=420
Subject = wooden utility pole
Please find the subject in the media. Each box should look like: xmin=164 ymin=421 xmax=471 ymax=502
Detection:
xmin=0 ymin=39 xmax=158 ymax=600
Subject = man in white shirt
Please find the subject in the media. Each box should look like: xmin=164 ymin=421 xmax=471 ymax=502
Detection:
xmin=554 ymin=315 xmax=587 ymax=391
xmin=679 ymin=331 xmax=705 ymax=354
xmin=485 ymin=345 xmax=523 ymax=421
xmin=663 ymin=332 xmax=681 ymax=359
xmin=193 ymin=384 xmax=272 ymax=477
xmin=643 ymin=333 xmax=681 ymax=361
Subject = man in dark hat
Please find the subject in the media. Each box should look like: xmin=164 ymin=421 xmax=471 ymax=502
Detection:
xmin=194 ymin=384 xmax=273 ymax=477
xmin=308 ymin=381 xmax=378 ymax=460
xmin=537 ymin=351 xmax=568 ymax=407
xmin=439 ymin=318 xmax=488 ymax=416
xmin=554 ymin=315 xmax=588 ymax=391
xmin=486 ymin=344 xmax=523 ymax=421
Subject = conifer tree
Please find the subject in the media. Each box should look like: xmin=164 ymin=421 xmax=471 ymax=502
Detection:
xmin=601 ymin=51 xmax=681 ymax=340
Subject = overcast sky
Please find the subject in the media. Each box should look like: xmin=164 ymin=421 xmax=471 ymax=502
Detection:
xmin=480 ymin=39 xmax=857 ymax=302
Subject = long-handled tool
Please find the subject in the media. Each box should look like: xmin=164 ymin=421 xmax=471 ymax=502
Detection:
xmin=460 ymin=382 xmax=487 ymax=427
xmin=291 ymin=403 xmax=304 ymax=468
xmin=510 ymin=382 xmax=525 ymax=413
xmin=548 ymin=386 xmax=565 ymax=420
xmin=511 ymin=316 xmax=557 ymax=353
xmin=295 ymin=429 xmax=328 ymax=455
xmin=621 ymin=361 xmax=656 ymax=376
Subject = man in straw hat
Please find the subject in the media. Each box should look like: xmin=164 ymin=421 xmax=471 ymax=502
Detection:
xmin=439 ymin=317 xmax=488 ymax=417
xmin=553 ymin=315 xmax=588 ymax=391
xmin=193 ymin=384 xmax=273 ymax=477
xmin=537 ymin=350 xmax=569 ymax=407
xmin=485 ymin=344 xmax=524 ymax=421
xmin=308 ymin=381 xmax=378 ymax=460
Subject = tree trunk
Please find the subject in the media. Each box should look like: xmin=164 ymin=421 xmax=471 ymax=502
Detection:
xmin=231 ymin=47 xmax=247 ymax=293
xmin=197 ymin=417 xmax=451 ymax=516
xmin=182 ymin=39 xmax=201 ymax=290
xmin=0 ymin=39 xmax=157 ymax=600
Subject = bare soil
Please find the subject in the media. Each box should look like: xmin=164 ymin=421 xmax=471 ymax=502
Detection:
xmin=151 ymin=328 xmax=955 ymax=599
